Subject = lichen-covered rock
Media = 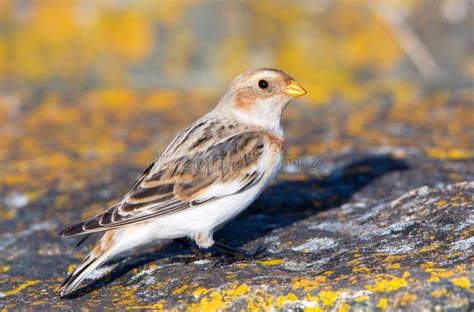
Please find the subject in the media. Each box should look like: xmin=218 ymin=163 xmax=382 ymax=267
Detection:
xmin=1 ymin=79 xmax=473 ymax=310
xmin=1 ymin=145 xmax=473 ymax=310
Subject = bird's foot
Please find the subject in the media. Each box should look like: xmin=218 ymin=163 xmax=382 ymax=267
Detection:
xmin=211 ymin=242 xmax=267 ymax=267
xmin=174 ymin=238 xmax=214 ymax=261
xmin=175 ymin=238 xmax=268 ymax=266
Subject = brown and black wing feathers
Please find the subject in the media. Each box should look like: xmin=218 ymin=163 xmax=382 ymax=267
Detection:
xmin=60 ymin=129 xmax=266 ymax=237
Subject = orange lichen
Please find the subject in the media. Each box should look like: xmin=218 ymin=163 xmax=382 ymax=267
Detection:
xmin=431 ymin=289 xmax=448 ymax=298
xmin=398 ymin=293 xmax=417 ymax=305
xmin=337 ymin=303 xmax=351 ymax=312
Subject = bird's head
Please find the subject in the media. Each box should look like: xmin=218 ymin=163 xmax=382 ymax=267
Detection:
xmin=217 ymin=68 xmax=306 ymax=131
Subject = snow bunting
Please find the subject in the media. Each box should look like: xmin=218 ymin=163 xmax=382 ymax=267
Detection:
xmin=58 ymin=68 xmax=306 ymax=296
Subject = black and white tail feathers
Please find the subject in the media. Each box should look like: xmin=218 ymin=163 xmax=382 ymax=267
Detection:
xmin=58 ymin=232 xmax=115 ymax=297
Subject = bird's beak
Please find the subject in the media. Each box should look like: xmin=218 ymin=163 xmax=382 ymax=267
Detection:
xmin=285 ymin=80 xmax=307 ymax=97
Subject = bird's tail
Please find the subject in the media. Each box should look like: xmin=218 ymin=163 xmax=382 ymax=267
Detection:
xmin=58 ymin=231 xmax=116 ymax=297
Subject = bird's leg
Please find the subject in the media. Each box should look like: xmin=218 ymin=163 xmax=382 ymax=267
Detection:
xmin=175 ymin=235 xmax=266 ymax=265
xmin=173 ymin=238 xmax=211 ymax=259
xmin=212 ymin=241 xmax=247 ymax=259
xmin=213 ymin=241 xmax=266 ymax=260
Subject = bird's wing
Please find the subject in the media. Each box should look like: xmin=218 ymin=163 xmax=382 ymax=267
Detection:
xmin=59 ymin=130 xmax=266 ymax=236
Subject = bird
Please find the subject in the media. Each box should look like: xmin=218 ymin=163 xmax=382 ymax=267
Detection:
xmin=57 ymin=68 xmax=306 ymax=297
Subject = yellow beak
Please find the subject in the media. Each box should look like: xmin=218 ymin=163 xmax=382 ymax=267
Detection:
xmin=285 ymin=80 xmax=307 ymax=97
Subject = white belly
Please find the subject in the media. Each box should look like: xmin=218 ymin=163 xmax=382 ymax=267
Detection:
xmin=112 ymin=182 xmax=262 ymax=251
xmin=151 ymin=184 xmax=262 ymax=237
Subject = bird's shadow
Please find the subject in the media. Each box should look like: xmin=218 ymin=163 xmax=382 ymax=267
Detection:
xmin=62 ymin=153 xmax=408 ymax=298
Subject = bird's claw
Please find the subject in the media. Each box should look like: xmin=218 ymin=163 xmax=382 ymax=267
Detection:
xmin=211 ymin=245 xmax=268 ymax=267
xmin=250 ymin=245 xmax=267 ymax=259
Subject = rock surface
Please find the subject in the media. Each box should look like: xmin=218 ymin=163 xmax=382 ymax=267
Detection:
xmin=1 ymin=91 xmax=473 ymax=310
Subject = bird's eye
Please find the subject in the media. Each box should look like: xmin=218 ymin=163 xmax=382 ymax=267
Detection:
xmin=258 ymin=79 xmax=268 ymax=89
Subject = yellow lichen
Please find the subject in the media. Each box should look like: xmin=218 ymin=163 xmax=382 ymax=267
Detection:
xmin=110 ymin=286 xmax=139 ymax=306
xmin=431 ymin=289 xmax=448 ymax=298
xmin=193 ymin=287 xmax=211 ymax=297
xmin=246 ymin=289 xmax=274 ymax=310
xmin=292 ymin=276 xmax=327 ymax=291
xmin=386 ymin=263 xmax=400 ymax=269
xmin=451 ymin=277 xmax=471 ymax=290
xmin=365 ymin=272 xmax=410 ymax=293
xmin=304 ymin=293 xmax=320 ymax=305
xmin=187 ymin=284 xmax=250 ymax=311
xmin=276 ymin=293 xmax=298 ymax=309
xmin=226 ymin=272 xmax=236 ymax=279
xmin=348 ymin=259 xmax=362 ymax=266
xmin=172 ymin=284 xmax=189 ymax=295
xmin=319 ymin=290 xmax=340 ymax=307
xmin=426 ymin=148 xmax=473 ymax=160
xmin=233 ymin=284 xmax=250 ymax=296
xmin=445 ymin=252 xmax=463 ymax=259
xmin=258 ymin=259 xmax=285 ymax=266
xmin=352 ymin=267 xmax=371 ymax=274
xmin=376 ymin=298 xmax=388 ymax=309
xmin=421 ymin=262 xmax=436 ymax=268
xmin=67 ymin=264 xmax=77 ymax=274
xmin=383 ymin=255 xmax=406 ymax=262
xmin=419 ymin=242 xmax=441 ymax=253
xmin=455 ymin=264 xmax=466 ymax=273
xmin=355 ymin=294 xmax=370 ymax=302
xmin=1 ymin=280 xmax=40 ymax=296
xmin=425 ymin=268 xmax=455 ymax=282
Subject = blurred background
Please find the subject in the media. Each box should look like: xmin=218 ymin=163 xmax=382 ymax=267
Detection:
xmin=0 ymin=0 xmax=473 ymax=198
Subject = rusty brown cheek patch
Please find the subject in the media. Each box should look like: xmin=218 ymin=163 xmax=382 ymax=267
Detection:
xmin=234 ymin=90 xmax=270 ymax=111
